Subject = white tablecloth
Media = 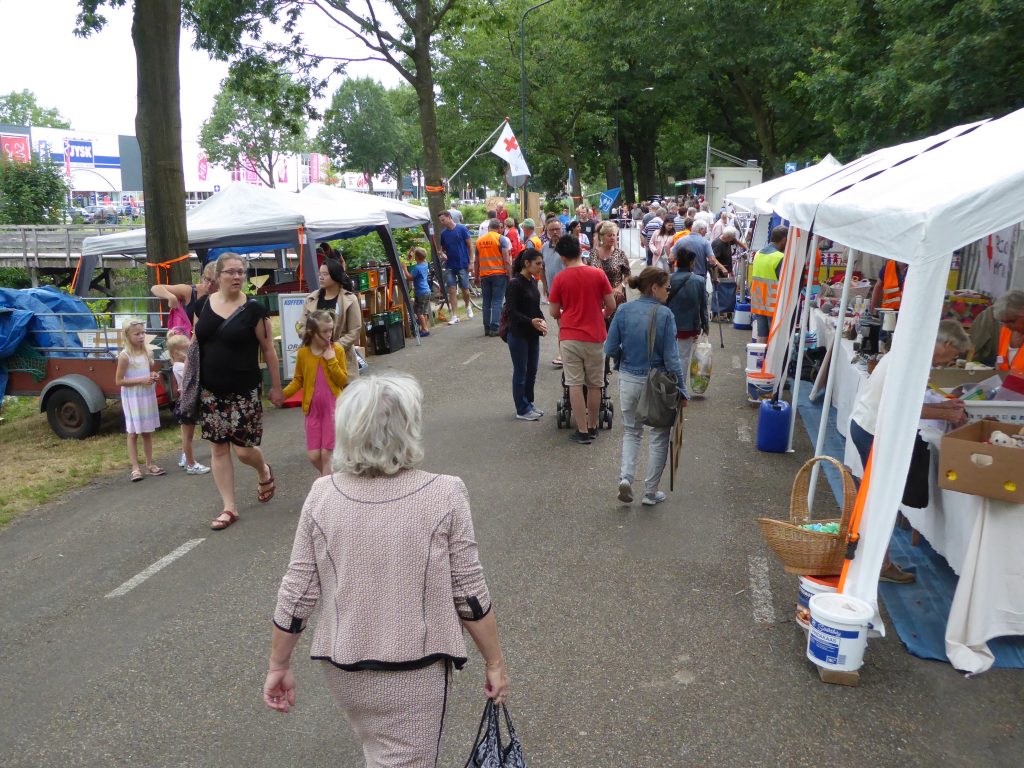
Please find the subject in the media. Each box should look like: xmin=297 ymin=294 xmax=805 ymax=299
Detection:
xmin=901 ymin=430 xmax=1024 ymax=673
xmin=809 ymin=310 xmax=1024 ymax=673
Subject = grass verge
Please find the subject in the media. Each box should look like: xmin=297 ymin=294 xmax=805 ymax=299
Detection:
xmin=0 ymin=397 xmax=181 ymax=529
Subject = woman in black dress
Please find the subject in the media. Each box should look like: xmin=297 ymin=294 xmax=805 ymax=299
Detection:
xmin=505 ymin=248 xmax=548 ymax=420
xmin=195 ymin=253 xmax=283 ymax=530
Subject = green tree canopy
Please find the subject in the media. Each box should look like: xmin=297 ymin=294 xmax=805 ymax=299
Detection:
xmin=0 ymin=90 xmax=72 ymax=129
xmin=318 ymin=78 xmax=399 ymax=193
xmin=199 ymin=59 xmax=309 ymax=188
xmin=0 ymin=157 xmax=69 ymax=225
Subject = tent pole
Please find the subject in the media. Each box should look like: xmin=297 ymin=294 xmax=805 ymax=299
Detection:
xmin=786 ymin=232 xmax=819 ymax=453
xmin=807 ymin=248 xmax=859 ymax=511
xmin=377 ymin=225 xmax=420 ymax=346
xmin=424 ymin=222 xmax=447 ymax=321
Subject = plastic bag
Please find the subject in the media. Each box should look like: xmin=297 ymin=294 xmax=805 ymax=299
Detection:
xmin=690 ymin=335 xmax=713 ymax=395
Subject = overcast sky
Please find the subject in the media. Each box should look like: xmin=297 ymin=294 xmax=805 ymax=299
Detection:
xmin=0 ymin=0 xmax=401 ymax=141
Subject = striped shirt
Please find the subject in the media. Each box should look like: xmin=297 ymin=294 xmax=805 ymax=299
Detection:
xmin=643 ymin=216 xmax=663 ymax=243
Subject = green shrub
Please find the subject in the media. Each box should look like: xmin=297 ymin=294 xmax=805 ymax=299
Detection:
xmin=0 ymin=267 xmax=31 ymax=288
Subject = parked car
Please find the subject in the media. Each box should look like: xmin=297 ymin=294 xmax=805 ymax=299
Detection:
xmin=83 ymin=205 xmax=118 ymax=224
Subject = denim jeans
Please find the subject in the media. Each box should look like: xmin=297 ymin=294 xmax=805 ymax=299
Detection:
xmin=508 ymin=332 xmax=539 ymax=415
xmin=481 ymin=274 xmax=508 ymax=332
xmin=618 ymin=371 xmax=672 ymax=496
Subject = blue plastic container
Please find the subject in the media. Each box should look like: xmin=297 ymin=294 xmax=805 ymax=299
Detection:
xmin=757 ymin=399 xmax=791 ymax=453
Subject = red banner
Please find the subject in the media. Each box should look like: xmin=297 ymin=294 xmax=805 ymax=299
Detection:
xmin=309 ymin=153 xmax=321 ymax=184
xmin=198 ymin=152 xmax=208 ymax=181
xmin=0 ymin=134 xmax=30 ymax=163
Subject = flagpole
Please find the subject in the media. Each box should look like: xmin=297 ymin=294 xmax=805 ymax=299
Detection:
xmin=448 ymin=120 xmax=509 ymax=188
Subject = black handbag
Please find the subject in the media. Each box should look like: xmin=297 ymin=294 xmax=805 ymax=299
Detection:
xmin=900 ymin=432 xmax=931 ymax=509
xmin=464 ymin=700 xmax=527 ymax=768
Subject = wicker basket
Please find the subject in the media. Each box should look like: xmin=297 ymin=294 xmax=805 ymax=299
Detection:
xmin=756 ymin=456 xmax=856 ymax=575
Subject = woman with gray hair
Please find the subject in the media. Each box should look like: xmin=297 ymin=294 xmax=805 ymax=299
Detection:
xmin=264 ymin=373 xmax=509 ymax=767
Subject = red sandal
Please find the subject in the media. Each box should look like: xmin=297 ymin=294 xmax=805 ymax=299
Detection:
xmin=257 ymin=465 xmax=276 ymax=503
xmin=210 ymin=510 xmax=239 ymax=530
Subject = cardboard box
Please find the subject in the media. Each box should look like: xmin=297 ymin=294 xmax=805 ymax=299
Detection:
xmin=929 ymin=367 xmax=1005 ymax=391
xmin=938 ymin=419 xmax=1024 ymax=503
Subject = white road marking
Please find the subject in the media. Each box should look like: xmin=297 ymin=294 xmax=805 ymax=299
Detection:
xmin=748 ymin=555 xmax=775 ymax=623
xmin=732 ymin=355 xmax=741 ymax=369
xmin=105 ymin=539 xmax=205 ymax=598
xmin=737 ymin=423 xmax=752 ymax=443
xmin=461 ymin=352 xmax=483 ymax=365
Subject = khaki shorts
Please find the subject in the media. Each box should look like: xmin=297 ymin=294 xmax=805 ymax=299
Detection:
xmin=560 ymin=340 xmax=605 ymax=387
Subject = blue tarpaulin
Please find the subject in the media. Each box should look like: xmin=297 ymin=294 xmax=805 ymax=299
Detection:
xmin=0 ymin=307 xmax=34 ymax=402
xmin=0 ymin=287 xmax=97 ymax=353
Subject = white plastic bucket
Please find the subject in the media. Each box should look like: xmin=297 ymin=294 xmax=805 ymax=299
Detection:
xmin=733 ymin=303 xmax=752 ymax=329
xmin=795 ymin=575 xmax=838 ymax=630
xmin=745 ymin=343 xmax=767 ymax=372
xmin=746 ymin=372 xmax=776 ymax=402
xmin=806 ymin=593 xmax=873 ymax=672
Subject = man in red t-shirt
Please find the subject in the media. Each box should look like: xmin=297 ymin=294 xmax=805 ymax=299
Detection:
xmin=548 ymin=234 xmax=616 ymax=444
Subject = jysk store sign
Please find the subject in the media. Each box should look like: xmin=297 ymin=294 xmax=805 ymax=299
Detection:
xmin=64 ymin=139 xmax=95 ymax=166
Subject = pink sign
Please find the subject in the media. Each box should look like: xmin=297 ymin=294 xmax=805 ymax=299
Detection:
xmin=0 ymin=134 xmax=30 ymax=163
xmin=198 ymin=152 xmax=208 ymax=181
xmin=309 ymin=153 xmax=321 ymax=183
xmin=277 ymin=162 xmax=288 ymax=184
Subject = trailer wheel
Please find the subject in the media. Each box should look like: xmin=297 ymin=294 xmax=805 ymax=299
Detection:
xmin=46 ymin=387 xmax=102 ymax=439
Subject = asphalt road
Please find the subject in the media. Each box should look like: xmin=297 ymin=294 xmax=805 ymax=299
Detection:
xmin=1 ymin=229 xmax=1020 ymax=766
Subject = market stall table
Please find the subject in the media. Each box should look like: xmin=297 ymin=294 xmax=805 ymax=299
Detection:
xmin=804 ymin=311 xmax=1024 ymax=672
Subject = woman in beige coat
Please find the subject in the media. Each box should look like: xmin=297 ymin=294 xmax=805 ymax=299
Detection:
xmin=302 ymin=257 xmax=361 ymax=379
xmin=264 ymin=373 xmax=509 ymax=767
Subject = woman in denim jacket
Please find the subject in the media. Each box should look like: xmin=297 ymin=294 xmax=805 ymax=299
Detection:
xmin=604 ymin=267 xmax=686 ymax=506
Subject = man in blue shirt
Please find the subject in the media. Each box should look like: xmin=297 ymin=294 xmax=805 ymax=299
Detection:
xmin=437 ymin=210 xmax=475 ymax=325
xmin=558 ymin=207 xmax=571 ymax=227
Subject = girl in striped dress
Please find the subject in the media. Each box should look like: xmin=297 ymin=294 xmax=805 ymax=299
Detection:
xmin=115 ymin=318 xmax=165 ymax=482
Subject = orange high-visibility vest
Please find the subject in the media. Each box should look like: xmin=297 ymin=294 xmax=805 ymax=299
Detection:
xmin=527 ymin=234 xmax=542 ymax=251
xmin=476 ymin=232 xmax=505 ymax=277
xmin=880 ymin=261 xmax=904 ymax=310
xmin=996 ymin=326 xmax=1024 ymax=373
xmin=750 ymin=248 xmax=785 ymax=317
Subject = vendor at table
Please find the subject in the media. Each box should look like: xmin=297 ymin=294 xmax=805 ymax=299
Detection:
xmin=848 ymin=319 xmax=971 ymax=584
xmin=992 ymin=290 xmax=1024 ymax=373
xmin=869 ymin=258 xmax=908 ymax=311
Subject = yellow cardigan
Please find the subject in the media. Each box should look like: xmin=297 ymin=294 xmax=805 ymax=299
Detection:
xmin=282 ymin=344 xmax=348 ymax=414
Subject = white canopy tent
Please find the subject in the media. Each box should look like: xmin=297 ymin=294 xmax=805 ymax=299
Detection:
xmin=81 ymin=183 xmax=392 ymax=259
xmin=78 ymin=183 xmax=424 ymax=344
xmin=772 ymin=108 xmax=1024 ymax=657
xmin=300 ymin=184 xmax=430 ymax=230
xmin=726 ymin=155 xmax=842 ymax=216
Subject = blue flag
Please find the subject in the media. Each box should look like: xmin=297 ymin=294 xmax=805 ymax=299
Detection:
xmin=598 ymin=187 xmax=621 ymax=214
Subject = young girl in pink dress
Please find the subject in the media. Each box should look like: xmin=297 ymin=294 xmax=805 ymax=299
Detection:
xmin=114 ymin=318 xmax=165 ymax=482
xmin=282 ymin=310 xmax=348 ymax=476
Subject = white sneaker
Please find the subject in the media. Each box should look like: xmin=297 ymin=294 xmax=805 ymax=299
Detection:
xmin=617 ymin=480 xmax=633 ymax=503
xmin=186 ymin=462 xmax=211 ymax=475
xmin=447 ymin=317 xmax=460 ymax=325
xmin=466 ymin=306 xmax=474 ymax=319
xmin=530 ymin=406 xmax=545 ymax=416
xmin=641 ymin=491 xmax=667 ymax=506
xmin=178 ymin=452 xmax=187 ymax=468
xmin=515 ymin=410 xmax=541 ymax=421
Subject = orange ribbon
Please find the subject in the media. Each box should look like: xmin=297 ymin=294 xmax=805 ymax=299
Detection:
xmin=145 ymin=253 xmax=191 ymax=285
xmin=425 ymin=185 xmax=445 ymax=193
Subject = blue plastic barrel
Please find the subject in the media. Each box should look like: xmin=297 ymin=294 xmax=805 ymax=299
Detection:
xmin=757 ymin=399 xmax=791 ymax=453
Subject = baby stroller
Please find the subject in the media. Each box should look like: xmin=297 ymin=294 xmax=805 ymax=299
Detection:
xmin=555 ymin=355 xmax=615 ymax=430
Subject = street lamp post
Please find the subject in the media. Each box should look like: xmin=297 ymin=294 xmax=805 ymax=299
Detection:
xmin=520 ymin=0 xmax=557 ymax=175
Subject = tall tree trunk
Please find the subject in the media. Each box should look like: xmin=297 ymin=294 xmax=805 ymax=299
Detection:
xmin=132 ymin=0 xmax=190 ymax=286
xmin=366 ymin=172 xmax=374 ymax=192
xmin=635 ymin=140 xmax=656 ymax=201
xmin=566 ymin=153 xmax=581 ymax=202
xmin=618 ymin=131 xmax=636 ymax=204
xmin=394 ymin=157 xmax=403 ymax=198
xmin=409 ymin=38 xmax=446 ymax=230
xmin=603 ymin=141 xmax=620 ymax=190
